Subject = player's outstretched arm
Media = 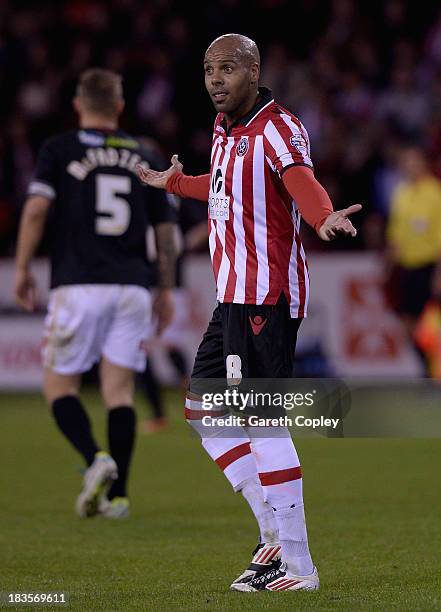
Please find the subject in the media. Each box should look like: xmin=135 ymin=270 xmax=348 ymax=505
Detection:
xmin=282 ymin=166 xmax=362 ymax=241
xmin=136 ymin=154 xmax=183 ymax=190
xmin=137 ymin=155 xmax=210 ymax=202
xmin=14 ymin=195 xmax=51 ymax=311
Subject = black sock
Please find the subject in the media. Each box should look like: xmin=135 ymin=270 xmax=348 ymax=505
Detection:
xmin=140 ymin=364 xmax=164 ymax=418
xmin=107 ymin=406 xmax=136 ymax=499
xmin=52 ymin=395 xmax=100 ymax=466
xmin=169 ymin=348 xmax=187 ymax=378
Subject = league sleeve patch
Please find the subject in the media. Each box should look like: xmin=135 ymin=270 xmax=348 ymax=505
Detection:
xmin=290 ymin=134 xmax=308 ymax=157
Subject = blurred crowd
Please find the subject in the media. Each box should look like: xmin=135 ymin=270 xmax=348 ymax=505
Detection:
xmin=2 ymin=0 xmax=441 ymax=254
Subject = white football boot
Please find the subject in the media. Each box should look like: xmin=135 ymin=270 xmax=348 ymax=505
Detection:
xmin=230 ymin=542 xmax=281 ymax=590
xmin=75 ymin=451 xmax=118 ymax=518
xmin=99 ymin=496 xmax=130 ymax=519
xmin=233 ymin=561 xmax=319 ymax=592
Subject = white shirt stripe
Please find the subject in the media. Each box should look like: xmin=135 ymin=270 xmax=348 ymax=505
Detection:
xmin=263 ymin=121 xmax=296 ymax=170
xmin=298 ymin=218 xmax=310 ymax=311
xmin=252 ymin=136 xmax=269 ymax=303
xmin=288 ymin=207 xmax=300 ymax=318
xmin=208 ymin=219 xmax=216 ymax=262
xmin=231 ymin=151 xmax=246 ymax=302
xmin=215 ymin=138 xmax=235 ymax=297
xmin=211 ymin=136 xmax=222 ymax=163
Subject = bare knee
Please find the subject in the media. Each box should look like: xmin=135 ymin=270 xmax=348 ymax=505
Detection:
xmin=100 ymin=359 xmax=134 ymax=408
xmin=101 ymin=381 xmax=133 ymax=408
xmin=43 ymin=369 xmax=81 ymax=405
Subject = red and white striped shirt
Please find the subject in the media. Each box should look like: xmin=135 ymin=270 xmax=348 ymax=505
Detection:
xmin=167 ymin=88 xmax=320 ymax=317
xmin=207 ymin=87 xmax=312 ymax=317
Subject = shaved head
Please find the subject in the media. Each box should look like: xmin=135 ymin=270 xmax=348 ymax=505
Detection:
xmin=205 ymin=33 xmax=260 ymax=67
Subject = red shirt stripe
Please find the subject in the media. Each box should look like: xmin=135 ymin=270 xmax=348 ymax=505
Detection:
xmin=223 ymin=141 xmax=238 ymax=299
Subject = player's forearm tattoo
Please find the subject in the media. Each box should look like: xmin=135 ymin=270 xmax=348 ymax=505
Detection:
xmin=155 ymin=223 xmax=177 ymax=288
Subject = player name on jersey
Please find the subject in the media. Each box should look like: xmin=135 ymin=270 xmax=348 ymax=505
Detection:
xmin=67 ymin=147 xmax=150 ymax=181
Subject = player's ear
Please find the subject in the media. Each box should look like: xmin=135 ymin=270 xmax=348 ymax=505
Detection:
xmin=250 ymin=62 xmax=260 ymax=85
xmin=116 ymin=99 xmax=125 ymax=115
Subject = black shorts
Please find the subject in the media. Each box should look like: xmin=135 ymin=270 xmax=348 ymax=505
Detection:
xmin=191 ymin=294 xmax=302 ymax=380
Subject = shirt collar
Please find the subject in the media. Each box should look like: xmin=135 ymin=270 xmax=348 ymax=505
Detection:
xmin=221 ymin=87 xmax=274 ymax=132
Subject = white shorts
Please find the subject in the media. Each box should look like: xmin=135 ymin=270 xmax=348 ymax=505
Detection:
xmin=42 ymin=285 xmax=151 ymax=375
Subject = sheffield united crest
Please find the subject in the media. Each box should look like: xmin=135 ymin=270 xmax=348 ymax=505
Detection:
xmin=236 ymin=138 xmax=249 ymax=157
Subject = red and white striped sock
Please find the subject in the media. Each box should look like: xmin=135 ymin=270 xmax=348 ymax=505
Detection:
xmin=185 ymin=396 xmax=256 ymax=489
xmin=185 ymin=396 xmax=279 ymax=541
xmin=248 ymin=427 xmax=314 ymax=576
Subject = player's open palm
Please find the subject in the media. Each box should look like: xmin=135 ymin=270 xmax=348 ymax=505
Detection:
xmin=14 ymin=269 xmax=37 ymax=312
xmin=136 ymin=154 xmax=183 ymax=190
xmin=318 ymin=204 xmax=362 ymax=241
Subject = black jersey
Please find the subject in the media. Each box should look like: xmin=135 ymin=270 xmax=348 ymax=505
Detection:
xmin=27 ymin=128 xmax=176 ymax=289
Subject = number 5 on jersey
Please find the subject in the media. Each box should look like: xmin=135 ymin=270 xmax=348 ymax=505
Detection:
xmin=95 ymin=174 xmax=131 ymax=236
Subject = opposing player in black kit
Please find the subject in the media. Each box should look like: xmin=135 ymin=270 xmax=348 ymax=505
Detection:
xmin=14 ymin=69 xmax=177 ymax=518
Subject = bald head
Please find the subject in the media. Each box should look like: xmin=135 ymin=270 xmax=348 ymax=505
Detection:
xmin=205 ymin=33 xmax=260 ymax=67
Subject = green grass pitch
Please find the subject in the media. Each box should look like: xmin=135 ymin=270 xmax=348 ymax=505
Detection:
xmin=1 ymin=389 xmax=440 ymax=611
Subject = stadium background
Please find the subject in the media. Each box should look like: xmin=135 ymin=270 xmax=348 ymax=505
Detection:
xmin=2 ymin=0 xmax=441 ymax=248
xmin=3 ymin=0 xmax=441 ymax=383
xmin=1 ymin=2 xmax=441 ymax=610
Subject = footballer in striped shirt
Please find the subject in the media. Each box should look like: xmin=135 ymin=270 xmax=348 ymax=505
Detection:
xmin=137 ymin=33 xmax=361 ymax=593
